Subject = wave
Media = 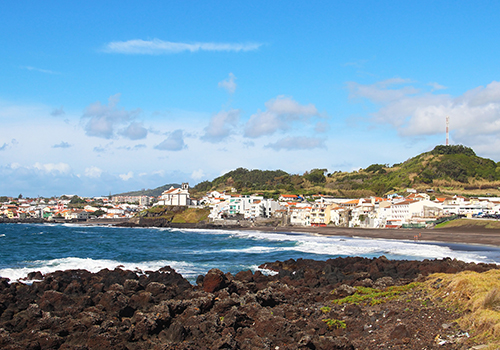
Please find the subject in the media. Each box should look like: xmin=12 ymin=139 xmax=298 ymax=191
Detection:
xmin=0 ymin=257 xmax=201 ymax=283
xmin=188 ymin=228 xmax=492 ymax=263
xmin=218 ymin=246 xmax=285 ymax=254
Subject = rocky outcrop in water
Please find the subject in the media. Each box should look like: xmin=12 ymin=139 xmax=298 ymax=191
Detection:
xmin=0 ymin=257 xmax=497 ymax=349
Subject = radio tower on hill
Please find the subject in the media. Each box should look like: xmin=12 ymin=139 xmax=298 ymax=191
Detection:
xmin=446 ymin=115 xmax=449 ymax=146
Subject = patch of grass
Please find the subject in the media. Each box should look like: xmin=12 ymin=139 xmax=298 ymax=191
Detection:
xmin=322 ymin=318 xmax=346 ymax=329
xmin=320 ymin=306 xmax=331 ymax=314
xmin=425 ymin=270 xmax=500 ymax=348
xmin=170 ymin=208 xmax=210 ymax=223
xmin=332 ymin=283 xmax=420 ymax=306
xmin=436 ymin=218 xmax=500 ymax=230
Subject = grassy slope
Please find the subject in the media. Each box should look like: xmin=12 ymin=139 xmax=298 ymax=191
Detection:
xmin=121 ymin=146 xmax=500 ymax=199
xmin=327 ymin=146 xmax=500 ymax=197
xmin=426 ymin=270 xmax=500 ymax=349
xmin=435 ymin=218 xmax=500 ymax=230
xmin=190 ymin=146 xmax=500 ymax=198
xmin=139 ymin=206 xmax=210 ymax=224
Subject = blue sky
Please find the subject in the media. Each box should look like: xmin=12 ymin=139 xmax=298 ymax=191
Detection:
xmin=2 ymin=1 xmax=500 ymax=197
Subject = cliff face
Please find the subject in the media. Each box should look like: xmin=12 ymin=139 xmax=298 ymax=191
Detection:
xmin=0 ymin=257 xmax=497 ymax=349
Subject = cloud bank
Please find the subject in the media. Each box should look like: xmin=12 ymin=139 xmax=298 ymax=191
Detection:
xmin=266 ymin=136 xmax=326 ymax=150
xmin=82 ymin=94 xmax=144 ymax=140
xmin=349 ymin=79 xmax=500 ymax=157
xmin=201 ymin=109 xmax=240 ymax=143
xmin=244 ymin=96 xmax=319 ymax=138
xmin=155 ymin=130 xmax=186 ymax=151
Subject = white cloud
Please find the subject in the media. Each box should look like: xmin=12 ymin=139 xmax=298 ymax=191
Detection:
xmin=82 ymin=94 xmax=141 ymax=139
xmin=120 ymin=122 xmax=148 ymax=140
xmin=348 ymin=79 xmax=419 ymax=103
xmin=265 ymin=95 xmax=318 ymax=116
xmin=85 ymin=166 xmax=102 ymax=178
xmin=0 ymin=139 xmax=16 ymax=151
xmin=350 ymin=79 xmax=500 ymax=156
xmin=201 ymin=109 xmax=240 ymax=143
xmin=191 ymin=169 xmax=205 ymax=180
xmin=104 ymin=39 xmax=262 ymax=54
xmin=33 ymin=162 xmax=71 ymax=174
xmin=244 ymin=96 xmax=319 ymax=138
xmin=119 ymin=171 xmax=134 ymax=181
xmin=428 ymin=82 xmax=447 ymax=91
xmin=265 ymin=136 xmax=326 ymax=150
xmin=155 ymin=130 xmax=186 ymax=151
xmin=218 ymin=73 xmax=237 ymax=94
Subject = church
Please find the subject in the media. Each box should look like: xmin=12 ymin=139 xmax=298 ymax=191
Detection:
xmin=156 ymin=183 xmax=192 ymax=206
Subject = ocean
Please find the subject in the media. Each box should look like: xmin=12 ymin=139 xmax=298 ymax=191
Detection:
xmin=1 ymin=223 xmax=500 ymax=283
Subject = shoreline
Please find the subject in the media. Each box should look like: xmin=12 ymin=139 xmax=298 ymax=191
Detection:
xmin=3 ymin=217 xmax=500 ymax=247
xmin=222 ymin=224 xmax=500 ymax=247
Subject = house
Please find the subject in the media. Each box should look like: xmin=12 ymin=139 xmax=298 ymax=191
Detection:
xmin=289 ymin=205 xmax=311 ymax=226
xmin=70 ymin=209 xmax=89 ymax=221
xmin=278 ymin=194 xmax=299 ymax=202
xmin=156 ymin=183 xmax=192 ymax=206
xmin=310 ymin=202 xmax=339 ymax=226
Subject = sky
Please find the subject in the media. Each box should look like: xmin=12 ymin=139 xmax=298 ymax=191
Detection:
xmin=2 ymin=1 xmax=500 ymax=197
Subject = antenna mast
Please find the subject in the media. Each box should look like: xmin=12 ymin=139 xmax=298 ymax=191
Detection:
xmin=446 ymin=115 xmax=449 ymax=146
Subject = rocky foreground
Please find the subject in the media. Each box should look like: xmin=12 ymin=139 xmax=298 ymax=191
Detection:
xmin=0 ymin=257 xmax=498 ymax=350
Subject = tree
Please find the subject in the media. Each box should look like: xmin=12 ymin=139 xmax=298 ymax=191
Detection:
xmin=70 ymin=195 xmax=85 ymax=204
xmin=304 ymin=169 xmax=327 ymax=184
xmin=92 ymin=209 xmax=106 ymax=217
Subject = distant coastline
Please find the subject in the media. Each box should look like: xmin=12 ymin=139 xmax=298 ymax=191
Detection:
xmin=3 ymin=216 xmax=500 ymax=247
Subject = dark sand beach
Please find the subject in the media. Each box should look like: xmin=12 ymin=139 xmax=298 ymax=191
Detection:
xmin=235 ymin=224 xmax=500 ymax=247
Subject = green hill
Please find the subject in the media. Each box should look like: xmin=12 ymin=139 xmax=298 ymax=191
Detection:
xmin=327 ymin=145 xmax=500 ymax=197
xmin=120 ymin=145 xmax=500 ymax=199
xmin=192 ymin=145 xmax=500 ymax=198
xmin=113 ymin=183 xmax=180 ymax=197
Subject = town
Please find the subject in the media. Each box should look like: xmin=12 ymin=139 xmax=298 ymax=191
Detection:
xmin=1 ymin=182 xmax=500 ymax=228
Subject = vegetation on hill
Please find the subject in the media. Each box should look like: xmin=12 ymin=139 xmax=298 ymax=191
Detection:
xmin=194 ymin=168 xmax=289 ymax=192
xmin=123 ymin=145 xmax=500 ymax=199
xmin=113 ymin=183 xmax=180 ymax=197
xmin=325 ymin=145 xmax=500 ymax=197
xmin=190 ymin=146 xmax=500 ymax=198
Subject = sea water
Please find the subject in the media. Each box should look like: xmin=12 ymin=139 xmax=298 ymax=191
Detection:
xmin=1 ymin=223 xmax=499 ymax=283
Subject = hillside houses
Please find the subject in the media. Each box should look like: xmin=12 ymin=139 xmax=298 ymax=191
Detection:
xmin=197 ymin=191 xmax=500 ymax=228
xmin=2 ymin=187 xmax=500 ymax=228
xmin=0 ymin=196 xmax=147 ymax=221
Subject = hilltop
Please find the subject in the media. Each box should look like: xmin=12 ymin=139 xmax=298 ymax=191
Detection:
xmin=113 ymin=145 xmax=500 ymax=199
xmin=191 ymin=145 xmax=500 ymax=198
xmin=113 ymin=183 xmax=181 ymax=197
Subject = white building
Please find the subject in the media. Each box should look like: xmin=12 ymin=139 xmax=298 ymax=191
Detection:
xmin=289 ymin=204 xmax=312 ymax=226
xmin=156 ymin=183 xmax=192 ymax=206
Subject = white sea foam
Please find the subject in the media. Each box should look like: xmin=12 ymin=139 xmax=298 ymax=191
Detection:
xmin=201 ymin=229 xmax=491 ymax=263
xmin=251 ymin=264 xmax=279 ymax=276
xmin=219 ymin=246 xmax=283 ymax=254
xmin=0 ymin=257 xmax=200 ymax=283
